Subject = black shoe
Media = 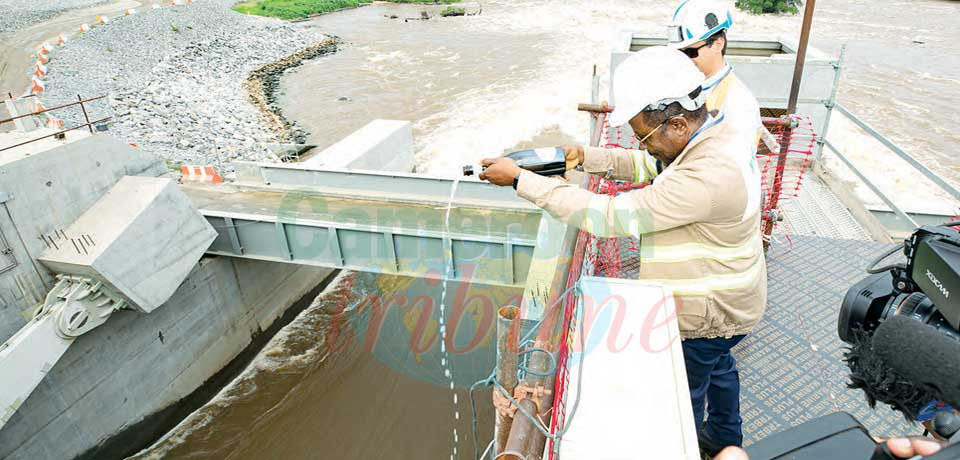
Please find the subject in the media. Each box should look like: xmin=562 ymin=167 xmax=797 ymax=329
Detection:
xmin=697 ymin=429 xmax=725 ymax=458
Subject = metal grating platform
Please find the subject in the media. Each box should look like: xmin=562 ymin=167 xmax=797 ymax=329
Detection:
xmin=736 ymin=235 xmax=917 ymax=445
xmin=778 ymin=174 xmax=873 ymax=241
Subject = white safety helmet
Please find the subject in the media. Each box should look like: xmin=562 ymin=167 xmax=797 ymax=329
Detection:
xmin=667 ymin=0 xmax=733 ymax=50
xmin=608 ymin=46 xmax=706 ymax=127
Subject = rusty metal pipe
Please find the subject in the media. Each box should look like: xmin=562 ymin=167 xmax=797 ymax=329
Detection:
xmin=495 ymin=305 xmax=521 ymax=455
xmin=577 ymin=102 xmax=612 ymax=113
xmin=0 ymin=95 xmax=106 ymax=125
xmin=77 ymin=94 xmax=93 ymax=134
xmin=0 ymin=116 xmax=112 ymax=152
xmin=499 ymin=338 xmax=554 ymax=460
xmin=496 ymin=398 xmax=542 ymax=460
xmin=766 ymin=0 xmax=816 ymax=248
xmin=786 ymin=0 xmax=817 ymax=115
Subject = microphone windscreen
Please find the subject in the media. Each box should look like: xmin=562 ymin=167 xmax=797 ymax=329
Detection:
xmin=873 ymin=315 xmax=960 ymax=408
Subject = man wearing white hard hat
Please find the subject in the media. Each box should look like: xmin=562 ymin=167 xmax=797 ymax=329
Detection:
xmin=560 ymin=0 xmax=763 ymax=221
xmin=670 ymin=0 xmax=764 ymax=210
xmin=479 ymin=46 xmax=766 ymax=457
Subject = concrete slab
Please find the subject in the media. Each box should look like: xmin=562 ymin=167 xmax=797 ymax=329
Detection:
xmin=300 ymin=119 xmax=414 ymax=172
xmin=38 ymin=177 xmax=216 ymax=313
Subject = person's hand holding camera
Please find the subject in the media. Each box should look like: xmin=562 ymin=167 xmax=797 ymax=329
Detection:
xmin=710 ymin=437 xmax=947 ymax=460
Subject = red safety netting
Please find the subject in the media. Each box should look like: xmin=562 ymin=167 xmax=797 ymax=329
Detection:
xmin=757 ymin=116 xmax=817 ymax=240
xmin=546 ymin=113 xmax=816 ymax=458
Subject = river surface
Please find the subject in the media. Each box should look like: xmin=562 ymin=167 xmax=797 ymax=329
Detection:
xmin=138 ymin=1 xmax=960 ymax=459
xmin=136 ymin=271 xmax=522 ymax=459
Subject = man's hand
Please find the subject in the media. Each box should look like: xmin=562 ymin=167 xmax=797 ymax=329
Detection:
xmin=478 ymin=157 xmax=522 ymax=187
xmin=713 ymin=446 xmax=749 ymax=460
xmin=884 ymin=437 xmax=946 ymax=457
xmin=561 ymin=144 xmax=584 ymax=170
xmin=711 ymin=437 xmax=948 ymax=460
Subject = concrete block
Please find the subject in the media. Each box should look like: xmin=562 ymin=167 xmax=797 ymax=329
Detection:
xmin=301 ymin=119 xmax=414 ymax=173
xmin=37 ymin=177 xmax=217 ymax=313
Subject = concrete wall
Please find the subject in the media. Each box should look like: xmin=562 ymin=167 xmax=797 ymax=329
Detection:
xmin=0 ymin=133 xmax=333 ymax=460
xmin=300 ymin=119 xmax=414 ymax=173
xmin=0 ymin=135 xmax=167 ymax=342
xmin=0 ymin=256 xmax=331 ymax=460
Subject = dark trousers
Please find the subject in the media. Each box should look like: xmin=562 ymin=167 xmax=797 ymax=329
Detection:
xmin=681 ymin=334 xmax=747 ymax=449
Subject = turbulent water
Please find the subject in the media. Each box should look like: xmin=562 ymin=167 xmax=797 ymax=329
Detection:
xmin=136 ymin=271 xmax=522 ymax=459
xmin=281 ymin=0 xmax=960 ymax=211
xmin=140 ymin=1 xmax=960 ymax=458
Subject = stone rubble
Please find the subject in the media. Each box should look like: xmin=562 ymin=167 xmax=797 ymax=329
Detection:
xmin=40 ymin=0 xmax=333 ymax=169
xmin=0 ymin=0 xmax=110 ymax=34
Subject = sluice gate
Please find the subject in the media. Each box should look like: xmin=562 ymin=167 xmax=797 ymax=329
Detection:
xmin=184 ymin=162 xmax=545 ymax=288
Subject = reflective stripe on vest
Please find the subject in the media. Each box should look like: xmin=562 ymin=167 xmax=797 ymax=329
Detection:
xmin=640 ymin=231 xmax=762 ymax=264
xmin=643 ymin=255 xmax=764 ymax=297
xmin=633 ymin=151 xmax=659 ymax=183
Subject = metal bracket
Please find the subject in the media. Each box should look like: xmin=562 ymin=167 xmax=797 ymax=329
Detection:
xmin=35 ymin=275 xmax=127 ymax=338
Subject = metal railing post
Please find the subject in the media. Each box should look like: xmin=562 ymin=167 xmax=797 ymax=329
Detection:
xmin=78 ymin=94 xmax=93 ymax=134
xmin=816 ymin=45 xmax=845 ymax=163
xmin=588 ymin=65 xmax=599 ymax=144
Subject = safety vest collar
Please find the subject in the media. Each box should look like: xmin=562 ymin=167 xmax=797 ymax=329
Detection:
xmin=702 ymin=64 xmax=732 ymax=92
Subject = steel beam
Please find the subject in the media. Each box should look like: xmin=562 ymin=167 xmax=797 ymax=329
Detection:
xmin=184 ymin=181 xmax=541 ymax=288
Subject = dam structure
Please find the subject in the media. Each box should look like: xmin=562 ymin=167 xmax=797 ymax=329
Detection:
xmin=0 ymin=24 xmax=958 ymax=460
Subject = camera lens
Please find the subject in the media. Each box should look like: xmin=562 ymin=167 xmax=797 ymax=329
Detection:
xmin=885 ymin=292 xmax=960 ymax=341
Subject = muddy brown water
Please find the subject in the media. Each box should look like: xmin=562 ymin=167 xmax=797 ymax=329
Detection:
xmin=136 ymin=272 xmax=521 ymax=459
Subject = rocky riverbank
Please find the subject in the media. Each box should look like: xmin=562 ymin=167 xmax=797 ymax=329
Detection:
xmin=41 ymin=0 xmax=333 ymax=168
xmin=245 ymin=38 xmax=339 ymax=145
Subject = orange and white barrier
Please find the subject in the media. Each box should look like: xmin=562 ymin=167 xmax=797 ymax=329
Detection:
xmin=57 ymin=34 xmax=67 ymax=45
xmin=125 ymin=8 xmax=136 ymax=15
xmin=34 ymin=62 xmax=47 ymax=77
xmin=35 ymin=100 xmax=47 ymax=113
xmin=31 ymin=77 xmax=45 ymax=94
xmin=80 ymin=23 xmax=91 ymax=33
xmin=96 ymin=15 xmax=110 ymax=24
xmin=40 ymin=43 xmax=54 ymax=55
xmin=46 ymin=115 xmax=64 ymax=129
xmin=36 ymin=52 xmax=48 ymax=64
xmin=180 ymin=165 xmax=224 ymax=183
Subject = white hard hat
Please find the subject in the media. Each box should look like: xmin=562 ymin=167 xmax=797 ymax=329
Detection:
xmin=667 ymin=0 xmax=733 ymax=50
xmin=608 ymin=46 xmax=706 ymax=127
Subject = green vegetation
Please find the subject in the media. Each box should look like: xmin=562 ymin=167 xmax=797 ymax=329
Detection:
xmin=440 ymin=6 xmax=465 ymax=16
xmin=233 ymin=0 xmax=460 ymax=20
xmin=735 ymin=0 xmax=802 ymax=14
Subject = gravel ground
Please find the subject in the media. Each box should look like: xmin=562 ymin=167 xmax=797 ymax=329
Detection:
xmin=41 ymin=0 xmax=330 ymax=167
xmin=0 ymin=0 xmax=112 ymax=33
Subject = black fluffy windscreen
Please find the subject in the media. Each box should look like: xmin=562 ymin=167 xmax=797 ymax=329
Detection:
xmin=844 ymin=328 xmax=937 ymax=420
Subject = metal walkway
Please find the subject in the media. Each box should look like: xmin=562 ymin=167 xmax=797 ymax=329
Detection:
xmin=738 ymin=234 xmax=915 ymax=444
xmin=182 ymin=163 xmax=544 ymax=288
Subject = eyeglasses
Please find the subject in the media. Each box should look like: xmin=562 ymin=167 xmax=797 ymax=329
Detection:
xmin=681 ymin=36 xmax=718 ymax=59
xmin=634 ymin=121 xmax=665 ymax=147
xmin=681 ymin=42 xmax=710 ymax=59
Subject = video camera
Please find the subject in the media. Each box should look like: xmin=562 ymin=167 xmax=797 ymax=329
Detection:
xmin=746 ymin=225 xmax=960 ymax=459
xmin=839 ymin=224 xmax=960 ymax=343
